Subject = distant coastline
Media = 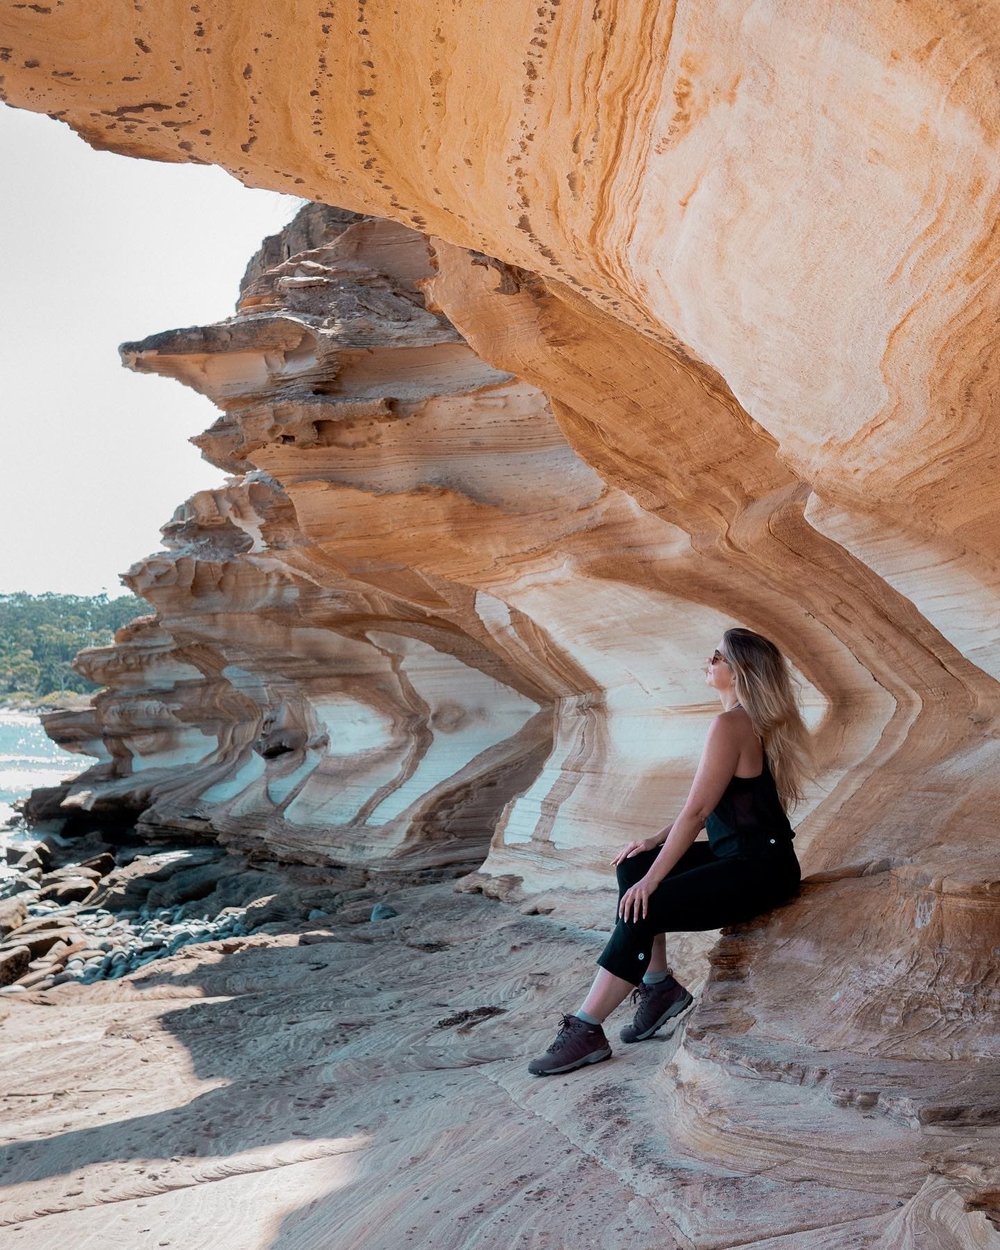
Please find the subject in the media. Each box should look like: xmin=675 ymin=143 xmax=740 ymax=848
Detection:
xmin=0 ymin=695 xmax=93 ymax=715
xmin=0 ymin=692 xmax=94 ymax=716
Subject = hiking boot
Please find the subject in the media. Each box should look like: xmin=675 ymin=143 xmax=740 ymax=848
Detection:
xmin=528 ymin=1014 xmax=612 ymax=1076
xmin=619 ymin=974 xmax=693 ymax=1043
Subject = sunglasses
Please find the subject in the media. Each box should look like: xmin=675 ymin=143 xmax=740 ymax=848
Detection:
xmin=709 ymin=650 xmax=729 ymax=666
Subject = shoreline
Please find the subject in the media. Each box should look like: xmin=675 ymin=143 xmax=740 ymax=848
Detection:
xmin=0 ymin=818 xmax=402 ymax=997
xmin=0 ymin=705 xmax=88 ymax=835
xmin=0 ymin=696 xmax=93 ymax=717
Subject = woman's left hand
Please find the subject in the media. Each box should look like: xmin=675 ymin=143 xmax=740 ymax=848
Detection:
xmin=618 ymin=874 xmax=659 ymax=924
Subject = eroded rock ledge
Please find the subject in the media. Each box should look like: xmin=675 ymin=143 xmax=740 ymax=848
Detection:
xmin=42 ymin=207 xmax=573 ymax=884
xmin=15 ymin=197 xmax=998 ymax=1248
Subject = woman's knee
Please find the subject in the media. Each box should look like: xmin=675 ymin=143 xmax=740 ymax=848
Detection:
xmin=615 ymin=852 xmax=652 ymax=891
xmin=614 ymin=914 xmax=657 ymax=945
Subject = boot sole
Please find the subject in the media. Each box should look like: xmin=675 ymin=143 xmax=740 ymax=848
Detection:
xmin=528 ymin=1046 xmax=612 ymax=1076
xmin=620 ymin=990 xmax=694 ymax=1044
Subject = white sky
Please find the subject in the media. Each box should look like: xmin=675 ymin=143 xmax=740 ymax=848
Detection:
xmin=0 ymin=102 xmax=307 ymax=598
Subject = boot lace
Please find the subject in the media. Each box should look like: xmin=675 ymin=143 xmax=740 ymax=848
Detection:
xmin=547 ymin=1014 xmax=584 ymax=1053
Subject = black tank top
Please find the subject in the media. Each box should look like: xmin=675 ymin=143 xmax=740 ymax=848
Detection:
xmin=705 ymin=754 xmax=795 ymax=859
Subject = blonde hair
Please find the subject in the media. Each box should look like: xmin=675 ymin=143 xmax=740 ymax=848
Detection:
xmin=721 ymin=627 xmax=811 ymax=808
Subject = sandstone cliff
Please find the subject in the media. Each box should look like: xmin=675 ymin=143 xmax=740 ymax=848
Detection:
xmin=2 ymin=4 xmax=1000 ymax=1246
xmin=47 ymin=208 xmax=564 ymax=883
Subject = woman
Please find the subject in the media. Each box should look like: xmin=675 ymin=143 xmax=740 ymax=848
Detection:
xmin=528 ymin=627 xmax=811 ymax=1076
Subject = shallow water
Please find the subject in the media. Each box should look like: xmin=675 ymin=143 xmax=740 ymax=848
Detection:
xmin=0 ymin=708 xmax=83 ymax=836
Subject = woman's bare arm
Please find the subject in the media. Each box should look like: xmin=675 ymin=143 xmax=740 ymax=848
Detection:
xmin=618 ymin=716 xmax=743 ymax=921
xmin=610 ymin=820 xmax=673 ymax=866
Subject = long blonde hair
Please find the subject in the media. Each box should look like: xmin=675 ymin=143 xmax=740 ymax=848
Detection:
xmin=721 ymin=627 xmax=811 ymax=808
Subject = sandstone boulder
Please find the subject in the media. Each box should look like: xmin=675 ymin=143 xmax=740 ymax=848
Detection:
xmin=88 ymin=848 xmax=229 ymax=910
xmin=0 ymin=897 xmax=27 ymax=938
xmin=0 ymin=946 xmax=31 ymax=986
xmin=37 ymin=878 xmax=98 ymax=905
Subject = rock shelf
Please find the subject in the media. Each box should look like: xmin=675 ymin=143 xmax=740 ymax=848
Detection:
xmin=0 ymin=827 xmax=376 ymax=996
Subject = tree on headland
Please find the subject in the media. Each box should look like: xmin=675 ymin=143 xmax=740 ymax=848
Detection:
xmin=0 ymin=592 xmax=145 ymax=702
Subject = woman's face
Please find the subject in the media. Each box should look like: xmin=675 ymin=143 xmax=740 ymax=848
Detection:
xmin=706 ymin=639 xmax=735 ymax=694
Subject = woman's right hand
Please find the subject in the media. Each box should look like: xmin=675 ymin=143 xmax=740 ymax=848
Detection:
xmin=610 ymin=834 xmax=661 ymax=866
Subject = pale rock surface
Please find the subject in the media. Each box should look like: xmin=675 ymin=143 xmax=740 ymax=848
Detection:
xmin=46 ymin=210 xmax=573 ymax=879
xmin=0 ymin=883 xmax=997 ymax=1250
xmin=43 ymin=206 xmax=793 ymax=908
xmin=2 ymin=4 xmax=1000 ymax=1246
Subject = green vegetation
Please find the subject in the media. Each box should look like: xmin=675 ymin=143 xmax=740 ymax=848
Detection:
xmin=0 ymin=592 xmax=146 ymax=702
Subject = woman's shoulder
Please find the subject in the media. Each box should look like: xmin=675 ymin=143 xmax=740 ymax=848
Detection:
xmin=712 ymin=706 xmax=755 ymax=737
xmin=707 ymin=706 xmax=760 ymax=757
xmin=704 ymin=707 xmax=757 ymax=756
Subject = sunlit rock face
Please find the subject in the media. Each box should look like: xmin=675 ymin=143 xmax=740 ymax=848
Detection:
xmin=5 ymin=4 xmax=1000 ymax=1243
xmin=50 ymin=209 xmax=582 ymax=875
xmin=54 ymin=206 xmax=808 ymax=900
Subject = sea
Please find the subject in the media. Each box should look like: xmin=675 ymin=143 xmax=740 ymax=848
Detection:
xmin=0 ymin=708 xmax=83 ymax=849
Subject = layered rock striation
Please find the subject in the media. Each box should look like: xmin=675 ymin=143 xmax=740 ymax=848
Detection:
xmin=3 ymin=4 xmax=1000 ymax=1245
xmin=43 ymin=208 xmax=577 ymax=879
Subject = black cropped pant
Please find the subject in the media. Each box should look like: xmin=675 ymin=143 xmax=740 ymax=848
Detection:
xmin=597 ymin=839 xmax=801 ymax=985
